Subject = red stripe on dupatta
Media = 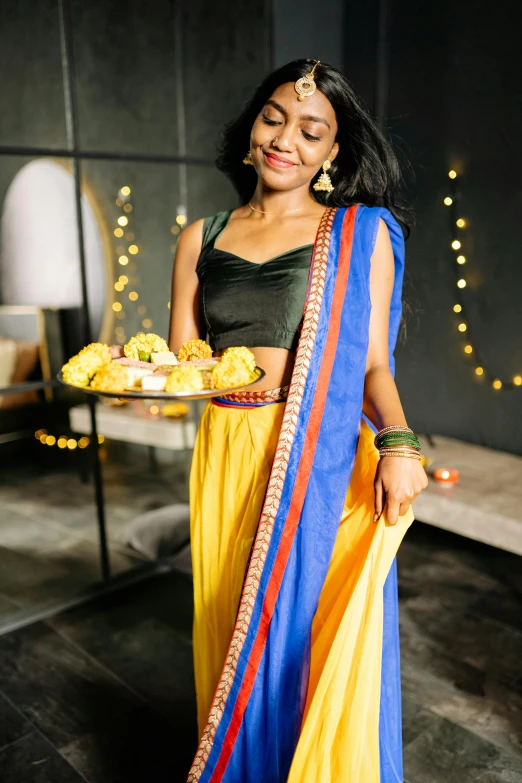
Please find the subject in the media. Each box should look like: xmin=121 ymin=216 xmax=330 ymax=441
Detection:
xmin=209 ymin=206 xmax=358 ymax=782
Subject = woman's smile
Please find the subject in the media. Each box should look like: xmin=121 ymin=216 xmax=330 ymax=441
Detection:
xmin=263 ymin=151 xmax=296 ymax=168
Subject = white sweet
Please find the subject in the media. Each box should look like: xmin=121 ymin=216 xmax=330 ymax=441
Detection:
xmin=141 ymin=374 xmax=167 ymax=392
xmin=125 ymin=367 xmax=154 ymax=389
xmin=151 ymin=351 xmax=178 ymax=365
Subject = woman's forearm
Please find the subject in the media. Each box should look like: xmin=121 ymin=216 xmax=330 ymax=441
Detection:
xmin=362 ymin=364 xmax=408 ymax=432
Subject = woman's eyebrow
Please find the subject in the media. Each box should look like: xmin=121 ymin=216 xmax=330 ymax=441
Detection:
xmin=265 ymin=99 xmax=330 ymax=129
xmin=301 ymin=113 xmax=330 ymax=129
xmin=265 ymin=99 xmax=288 ymax=115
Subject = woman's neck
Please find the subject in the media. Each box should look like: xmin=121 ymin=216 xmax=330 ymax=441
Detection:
xmin=249 ymin=184 xmax=319 ymax=216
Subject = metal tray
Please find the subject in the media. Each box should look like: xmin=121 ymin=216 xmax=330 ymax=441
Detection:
xmin=57 ymin=366 xmax=266 ymax=401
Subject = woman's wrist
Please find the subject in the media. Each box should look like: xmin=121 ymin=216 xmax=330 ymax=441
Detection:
xmin=375 ymin=425 xmax=422 ymax=460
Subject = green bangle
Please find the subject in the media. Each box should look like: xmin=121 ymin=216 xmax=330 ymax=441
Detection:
xmin=374 ymin=426 xmax=421 ymax=449
xmin=377 ymin=433 xmax=419 ymax=443
xmin=378 ymin=440 xmax=421 ymax=451
xmin=376 ymin=434 xmax=421 ymax=449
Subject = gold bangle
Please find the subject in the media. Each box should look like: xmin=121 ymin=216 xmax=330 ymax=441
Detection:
xmin=379 ymin=447 xmax=420 ymax=455
xmin=376 ymin=425 xmax=414 ymax=436
xmin=379 ymin=446 xmax=419 ymax=453
xmin=379 ymin=451 xmax=422 ymax=460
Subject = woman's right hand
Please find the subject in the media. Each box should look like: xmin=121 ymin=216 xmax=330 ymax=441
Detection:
xmin=374 ymin=455 xmax=428 ymax=526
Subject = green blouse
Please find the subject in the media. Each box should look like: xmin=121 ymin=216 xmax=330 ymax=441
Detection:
xmin=196 ymin=210 xmax=314 ymax=351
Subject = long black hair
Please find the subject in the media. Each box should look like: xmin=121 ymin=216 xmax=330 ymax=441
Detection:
xmin=216 ymin=59 xmax=412 ymax=236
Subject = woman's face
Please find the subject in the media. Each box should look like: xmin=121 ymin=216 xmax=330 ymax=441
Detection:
xmin=250 ymin=81 xmax=339 ymax=193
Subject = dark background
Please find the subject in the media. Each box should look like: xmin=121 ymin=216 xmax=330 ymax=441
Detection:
xmin=1 ymin=0 xmax=521 ymax=453
xmin=344 ymin=0 xmax=522 ymax=454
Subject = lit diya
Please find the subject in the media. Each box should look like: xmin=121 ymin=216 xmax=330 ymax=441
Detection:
xmin=433 ymin=468 xmax=460 ymax=487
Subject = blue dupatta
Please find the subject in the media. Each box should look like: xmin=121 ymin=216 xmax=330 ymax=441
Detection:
xmin=188 ymin=205 xmax=406 ymax=783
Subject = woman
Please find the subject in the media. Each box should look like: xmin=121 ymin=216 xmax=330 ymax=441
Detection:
xmin=169 ymin=59 xmax=428 ymax=783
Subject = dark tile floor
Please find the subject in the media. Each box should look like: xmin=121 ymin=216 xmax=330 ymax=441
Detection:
xmin=0 ymin=446 xmax=188 ymax=627
xmin=398 ymin=527 xmax=522 ymax=782
xmin=0 ymin=504 xmax=521 ymax=780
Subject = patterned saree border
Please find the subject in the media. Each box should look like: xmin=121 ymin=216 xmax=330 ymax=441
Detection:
xmin=211 ymin=398 xmax=285 ymax=409
xmin=187 ymin=207 xmax=337 ymax=782
xmin=216 ymin=385 xmax=290 ymax=404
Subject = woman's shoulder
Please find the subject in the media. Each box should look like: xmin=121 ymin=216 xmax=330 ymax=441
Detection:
xmin=201 ymin=208 xmax=234 ymax=224
xmin=176 ymin=217 xmax=205 ymax=254
xmin=176 ymin=209 xmax=236 ymax=271
xmin=199 ymin=209 xmax=236 ymax=249
xmin=350 ymin=204 xmax=404 ymax=241
xmin=335 ymin=203 xmax=393 ymax=224
xmin=351 ymin=203 xmax=394 ymax=220
xmin=177 ymin=210 xmax=228 ymax=246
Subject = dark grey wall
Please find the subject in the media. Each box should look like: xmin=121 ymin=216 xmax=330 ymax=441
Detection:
xmin=0 ymin=0 xmax=269 ymax=343
xmin=345 ymin=0 xmax=522 ymax=455
xmin=272 ymin=0 xmax=345 ymax=68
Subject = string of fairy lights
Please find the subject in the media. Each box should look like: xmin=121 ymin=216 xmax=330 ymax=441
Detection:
xmin=111 ymin=185 xmax=150 ymax=343
xmin=34 ymin=430 xmax=105 ymax=450
xmin=112 ymin=187 xmax=187 ymax=334
xmin=445 ymin=170 xmax=521 ymax=391
xmin=36 ymin=192 xmax=188 ymax=449
xmin=36 ymin=187 xmax=143 ymax=449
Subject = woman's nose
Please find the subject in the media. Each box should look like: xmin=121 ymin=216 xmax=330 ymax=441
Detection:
xmin=273 ymin=130 xmax=295 ymax=151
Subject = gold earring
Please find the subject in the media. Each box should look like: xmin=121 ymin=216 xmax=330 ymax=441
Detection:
xmin=313 ymin=159 xmax=334 ymax=192
xmin=243 ymin=151 xmax=254 ymax=166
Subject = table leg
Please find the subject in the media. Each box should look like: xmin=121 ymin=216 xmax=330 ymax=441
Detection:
xmin=88 ymin=397 xmax=111 ymax=582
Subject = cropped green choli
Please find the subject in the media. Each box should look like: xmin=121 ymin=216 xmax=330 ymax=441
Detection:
xmin=196 ymin=210 xmax=314 ymax=351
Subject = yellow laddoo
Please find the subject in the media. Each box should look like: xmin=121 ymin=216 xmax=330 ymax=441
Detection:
xmin=211 ymin=356 xmax=251 ymax=390
xmin=124 ymin=332 xmax=169 ymax=362
xmin=78 ymin=342 xmax=112 ymax=366
xmin=61 ymin=358 xmax=91 ymax=388
xmin=165 ymin=365 xmax=205 ymax=393
xmin=90 ymin=363 xmax=129 ymax=393
xmin=178 ymin=339 xmax=213 ymax=362
xmin=199 ymin=370 xmax=214 ymax=389
xmin=221 ymin=346 xmax=256 ymax=373
xmin=61 ymin=342 xmax=112 ymax=387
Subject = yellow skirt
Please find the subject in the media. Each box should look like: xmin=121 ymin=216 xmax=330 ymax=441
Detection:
xmin=190 ymin=400 xmax=413 ymax=782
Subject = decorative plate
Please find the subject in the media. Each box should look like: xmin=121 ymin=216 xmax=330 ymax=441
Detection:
xmin=57 ymin=366 xmax=266 ymax=401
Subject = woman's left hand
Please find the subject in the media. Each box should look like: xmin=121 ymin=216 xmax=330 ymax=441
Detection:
xmin=373 ymin=456 xmax=428 ymax=526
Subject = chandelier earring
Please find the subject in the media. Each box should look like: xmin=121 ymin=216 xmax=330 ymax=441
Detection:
xmin=313 ymin=159 xmax=334 ymax=192
xmin=243 ymin=151 xmax=254 ymax=166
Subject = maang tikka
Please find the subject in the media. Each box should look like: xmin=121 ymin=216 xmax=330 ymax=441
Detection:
xmin=294 ymin=60 xmax=321 ymax=101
